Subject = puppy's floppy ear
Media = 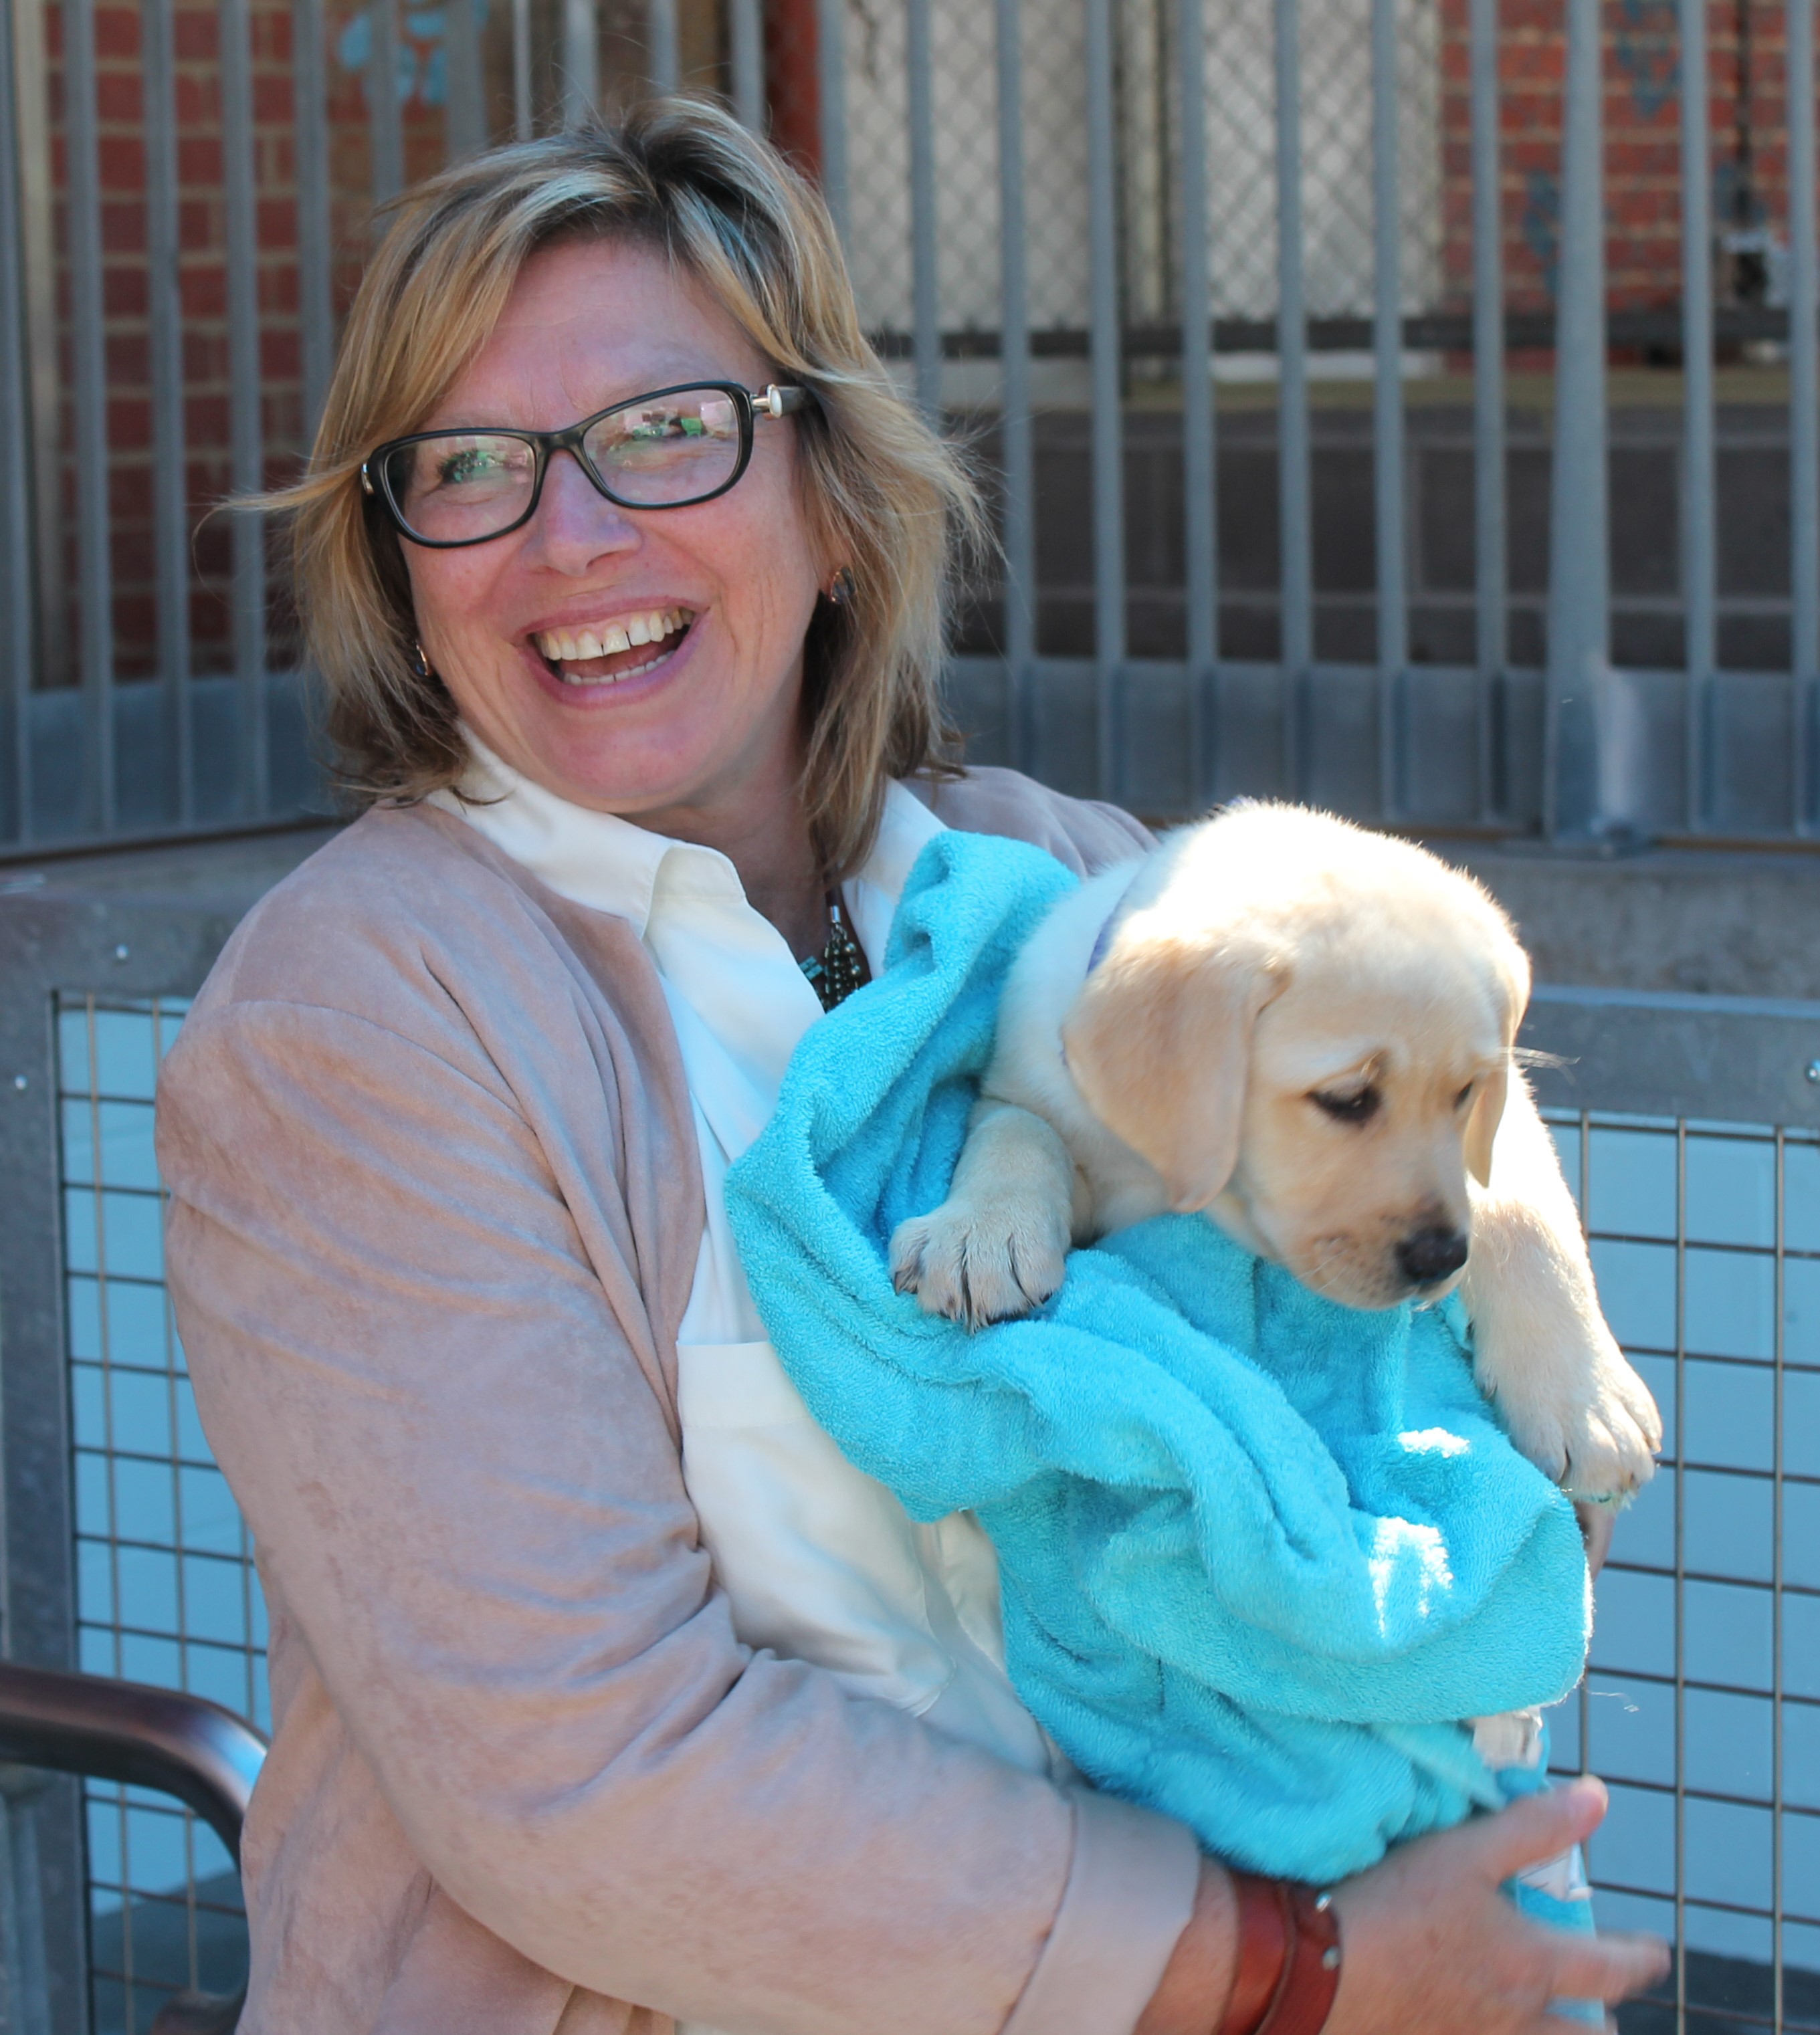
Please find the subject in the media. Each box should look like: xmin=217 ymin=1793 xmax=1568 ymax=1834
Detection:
xmin=1464 ymin=1063 xmax=1508 ymax=1189
xmin=1465 ymin=932 xmax=1530 ymax=1189
xmin=1061 ymin=932 xmax=1282 ymax=1212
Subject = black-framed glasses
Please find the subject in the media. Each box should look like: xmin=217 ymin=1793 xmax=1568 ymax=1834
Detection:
xmin=361 ymin=381 xmax=808 ymax=548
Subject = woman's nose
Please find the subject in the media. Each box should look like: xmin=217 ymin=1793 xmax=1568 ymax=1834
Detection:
xmin=522 ymin=450 xmax=641 ymax=570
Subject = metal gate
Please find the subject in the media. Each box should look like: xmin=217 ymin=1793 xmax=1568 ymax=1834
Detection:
xmin=5 ymin=0 xmax=1820 ymax=854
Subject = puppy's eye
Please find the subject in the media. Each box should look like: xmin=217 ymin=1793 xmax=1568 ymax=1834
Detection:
xmin=1312 ymin=1085 xmax=1380 ymax=1124
xmin=1454 ymin=1081 xmax=1476 ymax=1111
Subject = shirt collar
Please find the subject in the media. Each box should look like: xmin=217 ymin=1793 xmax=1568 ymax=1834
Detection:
xmin=429 ymin=730 xmax=945 ymax=940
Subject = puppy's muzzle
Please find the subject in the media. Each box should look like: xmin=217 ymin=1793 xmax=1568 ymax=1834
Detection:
xmin=1395 ymin=1226 xmax=1470 ymax=1289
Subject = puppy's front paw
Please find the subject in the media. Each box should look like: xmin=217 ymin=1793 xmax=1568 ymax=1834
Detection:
xmin=1481 ymin=1317 xmax=1663 ymax=1502
xmin=889 ymin=1198 xmax=1069 ymax=1329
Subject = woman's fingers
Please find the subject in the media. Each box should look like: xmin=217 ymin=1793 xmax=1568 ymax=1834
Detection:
xmin=1575 ymin=1499 xmax=1616 ymax=1578
xmin=1470 ymin=1774 xmax=1610 ymax=1882
xmin=1539 ymin=1926 xmax=1671 ymax=2006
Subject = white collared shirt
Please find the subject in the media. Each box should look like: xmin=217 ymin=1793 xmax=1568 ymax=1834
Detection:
xmin=430 ymin=741 xmax=1053 ymax=1782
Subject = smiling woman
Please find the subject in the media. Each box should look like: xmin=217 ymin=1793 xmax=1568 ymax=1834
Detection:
xmin=155 ymin=100 xmax=1665 ymax=2035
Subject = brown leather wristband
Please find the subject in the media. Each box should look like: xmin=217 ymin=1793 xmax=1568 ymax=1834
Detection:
xmin=1218 ymin=1876 xmax=1342 ymax=2035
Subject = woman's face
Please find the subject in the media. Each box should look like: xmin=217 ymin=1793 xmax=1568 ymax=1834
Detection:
xmin=402 ymin=235 xmax=827 ymax=821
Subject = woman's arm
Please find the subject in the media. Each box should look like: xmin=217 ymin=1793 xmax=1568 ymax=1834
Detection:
xmin=157 ymin=991 xmax=1200 ymax=2035
xmin=1138 ymin=1778 xmax=1667 ymax=2035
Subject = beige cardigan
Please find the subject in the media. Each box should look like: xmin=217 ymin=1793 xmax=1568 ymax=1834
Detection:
xmin=156 ymin=768 xmax=1203 ymax=2035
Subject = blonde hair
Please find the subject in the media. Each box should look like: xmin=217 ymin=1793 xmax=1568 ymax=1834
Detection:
xmin=271 ymin=100 xmax=983 ymax=877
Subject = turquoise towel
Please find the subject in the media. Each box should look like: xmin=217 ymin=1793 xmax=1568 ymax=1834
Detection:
xmin=724 ymin=830 xmax=1593 ymax=1890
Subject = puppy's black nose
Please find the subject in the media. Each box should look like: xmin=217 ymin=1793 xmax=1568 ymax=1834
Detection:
xmin=1396 ymin=1226 xmax=1470 ymax=1287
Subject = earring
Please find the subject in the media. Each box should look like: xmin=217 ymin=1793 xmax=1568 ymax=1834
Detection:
xmin=409 ymin=639 xmax=434 ymax=679
xmin=824 ymin=566 xmax=856 ymax=607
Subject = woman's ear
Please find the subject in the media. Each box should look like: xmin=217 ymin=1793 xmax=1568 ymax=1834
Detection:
xmin=1061 ymin=931 xmax=1284 ymax=1213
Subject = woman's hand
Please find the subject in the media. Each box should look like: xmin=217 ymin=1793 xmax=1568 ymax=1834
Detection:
xmin=1136 ymin=1776 xmax=1667 ymax=2035
xmin=1325 ymin=1776 xmax=1666 ymax=2035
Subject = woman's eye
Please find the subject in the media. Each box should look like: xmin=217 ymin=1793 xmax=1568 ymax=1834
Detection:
xmin=1312 ymin=1086 xmax=1380 ymax=1124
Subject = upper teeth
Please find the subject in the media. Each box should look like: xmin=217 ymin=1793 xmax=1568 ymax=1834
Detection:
xmin=535 ymin=607 xmax=692 ymax=661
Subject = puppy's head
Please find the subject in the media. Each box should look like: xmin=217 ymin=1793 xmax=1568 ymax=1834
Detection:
xmin=1061 ymin=804 xmax=1529 ymax=1309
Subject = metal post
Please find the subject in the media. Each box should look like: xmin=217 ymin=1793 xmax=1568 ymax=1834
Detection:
xmin=371 ymin=0 xmax=405 ymax=197
xmin=445 ymin=0 xmax=486 ymax=159
xmin=512 ymin=0 xmax=533 ymax=140
xmin=294 ymin=0 xmax=334 ymax=434
xmin=1179 ymin=0 xmax=1217 ymax=807
xmin=562 ymin=0 xmax=597 ymax=128
xmin=1086 ymin=0 xmax=1125 ymax=802
xmin=145 ymin=0 xmax=194 ymax=821
xmin=13 ymin=0 xmax=56 ymax=715
xmin=1274 ymin=0 xmax=1312 ymax=796
xmin=1672 ymin=1119 xmax=1687 ymax=2034
xmin=221 ymin=0 xmax=268 ymax=817
xmin=816 ymin=0 xmax=849 ymax=245
xmin=1772 ymin=1129 xmax=1787 ymax=2035
xmin=0 ymin=0 xmax=37 ymax=839
xmin=1469 ymin=0 xmax=1506 ymax=821
xmin=64 ymin=0 xmax=114 ymax=831
xmin=1544 ymin=0 xmax=1609 ymax=838
xmin=1787 ymin=0 xmax=1817 ymax=831
xmin=908 ymin=0 xmax=941 ymax=425
xmin=647 ymin=0 xmax=679 ymax=94
xmin=1680 ymin=0 xmax=1716 ymax=831
xmin=995 ymin=0 xmax=1035 ymax=774
xmin=1371 ymin=0 xmax=1406 ymax=821
xmin=730 ymin=0 xmax=764 ymax=131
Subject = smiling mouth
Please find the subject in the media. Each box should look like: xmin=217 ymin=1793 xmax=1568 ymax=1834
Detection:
xmin=532 ymin=605 xmax=696 ymax=687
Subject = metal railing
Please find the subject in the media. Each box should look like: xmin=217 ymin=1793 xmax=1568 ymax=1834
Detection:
xmin=2 ymin=0 xmax=1819 ymax=855
xmin=0 ymin=1662 xmax=264 ymax=2034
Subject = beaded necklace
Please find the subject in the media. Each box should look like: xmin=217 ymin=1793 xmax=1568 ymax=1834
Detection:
xmin=799 ymin=891 xmax=871 ymax=1012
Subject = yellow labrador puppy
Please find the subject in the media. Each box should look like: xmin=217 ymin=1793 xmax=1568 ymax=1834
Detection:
xmin=890 ymin=800 xmax=1661 ymax=1501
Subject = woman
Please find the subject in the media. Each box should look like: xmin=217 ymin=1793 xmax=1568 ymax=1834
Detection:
xmin=157 ymin=102 xmax=1665 ymax=2035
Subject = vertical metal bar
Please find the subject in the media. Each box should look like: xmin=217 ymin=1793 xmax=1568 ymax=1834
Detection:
xmin=1274 ymin=0 xmax=1312 ymax=795
xmin=730 ymin=0 xmax=764 ymax=131
xmin=647 ymin=0 xmax=679 ymax=92
xmin=1772 ymin=1128 xmax=1787 ymax=2035
xmin=995 ymin=0 xmax=1035 ymax=774
xmin=294 ymin=0 xmax=334 ymax=437
xmin=221 ymin=0 xmax=269 ymax=816
xmin=1179 ymin=0 xmax=1216 ymax=807
xmin=1544 ymin=0 xmax=1609 ymax=839
xmin=1086 ymin=0 xmax=1125 ymax=802
xmin=145 ymin=0 xmax=193 ymax=822
xmin=445 ymin=0 xmax=486 ymax=158
xmin=0 ymin=0 xmax=37 ymax=838
xmin=371 ymin=0 xmax=406 ymax=197
xmin=1680 ymin=0 xmax=1716 ymax=831
xmin=1577 ymin=1108 xmax=1593 ymax=1785
xmin=1673 ymin=1117 xmax=1688 ymax=2035
xmin=14 ymin=0 xmax=59 ymax=720
xmin=908 ymin=0 xmax=942 ymax=424
xmin=1787 ymin=0 xmax=1817 ymax=831
xmin=816 ymin=0 xmax=850 ymax=245
xmin=512 ymin=0 xmax=533 ymax=140
xmin=1371 ymin=0 xmax=1405 ymax=820
xmin=1470 ymin=0 xmax=1506 ymax=822
xmin=64 ymin=0 xmax=114 ymax=831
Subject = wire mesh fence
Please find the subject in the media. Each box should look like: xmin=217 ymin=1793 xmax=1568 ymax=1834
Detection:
xmin=1542 ymin=1110 xmax=1820 ymax=2033
xmin=56 ymin=994 xmax=268 ymax=2035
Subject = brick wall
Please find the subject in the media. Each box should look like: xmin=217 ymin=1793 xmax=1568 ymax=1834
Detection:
xmin=1439 ymin=0 xmax=1805 ymax=336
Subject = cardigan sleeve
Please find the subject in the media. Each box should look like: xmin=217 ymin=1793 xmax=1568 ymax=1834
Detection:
xmin=157 ymin=968 xmax=1199 ymax=2035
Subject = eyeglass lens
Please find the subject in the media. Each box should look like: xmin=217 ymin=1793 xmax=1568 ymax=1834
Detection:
xmin=383 ymin=386 xmax=745 ymax=542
